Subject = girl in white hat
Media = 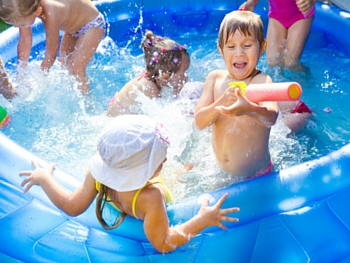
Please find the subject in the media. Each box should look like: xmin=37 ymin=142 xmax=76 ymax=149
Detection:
xmin=19 ymin=114 xmax=240 ymax=253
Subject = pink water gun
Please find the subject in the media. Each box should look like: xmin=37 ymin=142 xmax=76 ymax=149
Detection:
xmin=229 ymin=82 xmax=302 ymax=102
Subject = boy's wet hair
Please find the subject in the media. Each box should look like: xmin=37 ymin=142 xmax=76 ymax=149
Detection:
xmin=0 ymin=0 xmax=41 ymax=21
xmin=140 ymin=30 xmax=190 ymax=86
xmin=218 ymin=11 xmax=265 ymax=52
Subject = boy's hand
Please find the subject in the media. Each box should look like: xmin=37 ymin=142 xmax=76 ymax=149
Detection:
xmin=215 ymin=87 xmax=251 ymax=116
xmin=19 ymin=161 xmax=55 ymax=193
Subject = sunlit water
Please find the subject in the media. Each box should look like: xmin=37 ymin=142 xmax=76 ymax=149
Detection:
xmin=1 ymin=31 xmax=350 ymax=201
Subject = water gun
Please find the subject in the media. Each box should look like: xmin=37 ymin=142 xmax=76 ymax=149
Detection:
xmin=229 ymin=82 xmax=302 ymax=102
xmin=0 ymin=106 xmax=11 ymax=129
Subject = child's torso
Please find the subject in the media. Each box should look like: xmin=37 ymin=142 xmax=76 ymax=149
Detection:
xmin=42 ymin=0 xmax=99 ymax=34
xmin=211 ymin=69 xmax=272 ymax=177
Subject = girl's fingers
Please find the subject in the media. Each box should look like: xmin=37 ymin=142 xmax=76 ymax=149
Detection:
xmin=31 ymin=160 xmax=39 ymax=169
xmin=221 ymin=215 xmax=239 ymax=223
xmin=19 ymin=171 xmax=31 ymax=176
xmin=20 ymin=176 xmax=31 ymax=187
xmin=23 ymin=182 xmax=33 ymax=194
xmin=221 ymin=207 xmax=240 ymax=215
xmin=215 ymin=193 xmax=229 ymax=207
xmin=202 ymin=198 xmax=210 ymax=207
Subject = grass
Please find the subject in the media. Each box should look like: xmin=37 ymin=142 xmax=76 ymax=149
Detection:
xmin=0 ymin=20 xmax=11 ymax=32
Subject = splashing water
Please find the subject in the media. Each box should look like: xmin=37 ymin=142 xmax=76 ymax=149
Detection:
xmin=2 ymin=32 xmax=350 ymax=201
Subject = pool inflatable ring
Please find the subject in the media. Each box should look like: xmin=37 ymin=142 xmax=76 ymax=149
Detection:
xmin=1 ymin=1 xmax=350 ymax=262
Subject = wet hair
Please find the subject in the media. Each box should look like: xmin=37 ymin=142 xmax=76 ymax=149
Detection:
xmin=0 ymin=0 xmax=41 ymax=21
xmin=140 ymin=30 xmax=190 ymax=87
xmin=218 ymin=11 xmax=265 ymax=52
xmin=95 ymin=184 xmax=126 ymax=230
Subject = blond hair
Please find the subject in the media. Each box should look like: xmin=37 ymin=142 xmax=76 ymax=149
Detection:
xmin=0 ymin=0 xmax=41 ymax=21
xmin=218 ymin=11 xmax=265 ymax=52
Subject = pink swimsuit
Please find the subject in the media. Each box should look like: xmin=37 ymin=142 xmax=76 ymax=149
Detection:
xmin=291 ymin=100 xmax=313 ymax=114
xmin=269 ymin=0 xmax=315 ymax=29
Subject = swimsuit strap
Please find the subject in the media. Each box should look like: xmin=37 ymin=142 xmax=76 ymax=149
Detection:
xmin=96 ymin=178 xmax=173 ymax=219
xmin=132 ymin=178 xmax=173 ymax=219
xmin=132 ymin=181 xmax=157 ymax=219
xmin=137 ymin=71 xmax=149 ymax=81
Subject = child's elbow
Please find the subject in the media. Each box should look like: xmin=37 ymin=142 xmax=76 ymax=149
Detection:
xmin=194 ymin=114 xmax=207 ymax=130
xmin=153 ymin=243 xmax=176 ymax=254
xmin=267 ymin=112 xmax=278 ymax=127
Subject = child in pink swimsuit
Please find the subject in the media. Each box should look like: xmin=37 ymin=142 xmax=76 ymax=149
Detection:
xmin=269 ymin=0 xmax=315 ymax=29
xmin=240 ymin=0 xmax=317 ymax=69
xmin=107 ymin=30 xmax=190 ymax=117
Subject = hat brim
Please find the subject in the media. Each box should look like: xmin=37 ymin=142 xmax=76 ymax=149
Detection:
xmin=88 ymin=153 xmax=151 ymax=192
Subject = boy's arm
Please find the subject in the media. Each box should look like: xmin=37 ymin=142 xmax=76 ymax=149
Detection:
xmin=19 ymin=161 xmax=97 ymax=216
xmin=143 ymin=191 xmax=239 ymax=253
xmin=194 ymin=71 xmax=224 ymax=130
xmin=41 ymin=18 xmax=60 ymax=70
xmin=216 ymin=76 xmax=279 ymax=127
xmin=18 ymin=27 xmax=33 ymax=65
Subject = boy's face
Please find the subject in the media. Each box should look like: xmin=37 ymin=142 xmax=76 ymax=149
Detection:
xmin=218 ymin=29 xmax=262 ymax=80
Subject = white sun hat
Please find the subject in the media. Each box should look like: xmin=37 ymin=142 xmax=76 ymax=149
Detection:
xmin=88 ymin=115 xmax=169 ymax=192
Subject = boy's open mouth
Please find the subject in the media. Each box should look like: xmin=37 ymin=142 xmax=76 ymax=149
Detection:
xmin=234 ymin=62 xmax=247 ymax=69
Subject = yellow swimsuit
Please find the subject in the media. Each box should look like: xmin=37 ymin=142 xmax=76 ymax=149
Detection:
xmin=95 ymin=178 xmax=173 ymax=219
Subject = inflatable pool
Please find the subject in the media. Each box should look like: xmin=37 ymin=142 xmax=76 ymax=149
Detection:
xmin=1 ymin=0 xmax=350 ymax=262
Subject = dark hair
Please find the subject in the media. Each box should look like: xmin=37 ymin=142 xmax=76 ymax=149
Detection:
xmin=95 ymin=184 xmax=126 ymax=230
xmin=140 ymin=30 xmax=190 ymax=87
xmin=0 ymin=0 xmax=41 ymax=21
xmin=218 ymin=11 xmax=265 ymax=53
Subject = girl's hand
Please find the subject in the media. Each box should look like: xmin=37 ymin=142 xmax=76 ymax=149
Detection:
xmin=19 ymin=161 xmax=55 ymax=193
xmin=215 ymin=88 xmax=251 ymax=116
xmin=296 ymin=0 xmax=315 ymax=14
xmin=198 ymin=193 xmax=240 ymax=230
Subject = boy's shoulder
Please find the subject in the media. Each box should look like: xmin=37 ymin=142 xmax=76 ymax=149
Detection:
xmin=250 ymin=72 xmax=272 ymax=85
xmin=207 ymin=69 xmax=227 ymax=79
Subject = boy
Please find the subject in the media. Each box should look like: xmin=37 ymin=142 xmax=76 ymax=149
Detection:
xmin=194 ymin=11 xmax=278 ymax=179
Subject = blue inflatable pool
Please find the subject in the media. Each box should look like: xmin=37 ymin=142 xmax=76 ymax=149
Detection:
xmin=1 ymin=1 xmax=350 ymax=262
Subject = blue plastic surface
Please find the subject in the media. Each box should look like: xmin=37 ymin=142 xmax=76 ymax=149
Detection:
xmin=1 ymin=1 xmax=350 ymax=262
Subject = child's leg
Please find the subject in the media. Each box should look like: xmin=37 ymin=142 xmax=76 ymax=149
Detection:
xmin=59 ymin=33 xmax=77 ymax=65
xmin=265 ymin=18 xmax=288 ymax=67
xmin=62 ymin=28 xmax=104 ymax=94
xmin=284 ymin=17 xmax=314 ymax=69
xmin=278 ymin=101 xmax=311 ymax=132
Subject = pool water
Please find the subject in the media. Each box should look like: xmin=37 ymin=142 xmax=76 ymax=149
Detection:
xmin=2 ymin=29 xmax=350 ymax=201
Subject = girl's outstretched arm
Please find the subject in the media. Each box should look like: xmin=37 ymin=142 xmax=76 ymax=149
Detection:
xmin=142 ymin=191 xmax=239 ymax=253
xmin=19 ymin=161 xmax=97 ymax=216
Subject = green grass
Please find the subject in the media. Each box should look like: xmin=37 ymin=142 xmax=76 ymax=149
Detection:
xmin=0 ymin=20 xmax=11 ymax=32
